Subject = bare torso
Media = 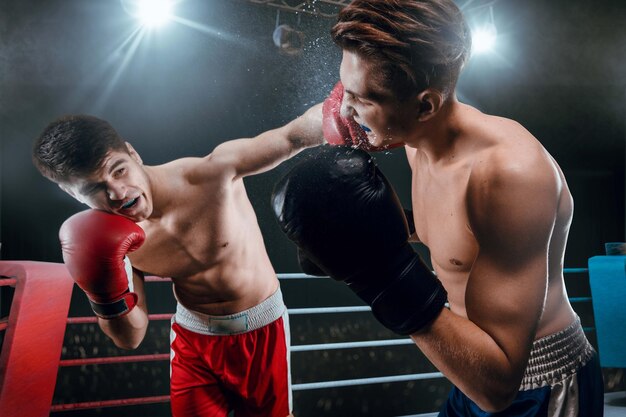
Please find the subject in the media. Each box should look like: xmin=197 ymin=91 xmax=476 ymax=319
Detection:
xmin=407 ymin=105 xmax=577 ymax=340
xmin=128 ymin=158 xmax=278 ymax=315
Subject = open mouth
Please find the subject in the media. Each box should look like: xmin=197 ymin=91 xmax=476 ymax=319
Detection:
xmin=121 ymin=197 xmax=139 ymax=210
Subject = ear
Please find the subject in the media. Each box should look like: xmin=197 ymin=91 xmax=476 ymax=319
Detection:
xmin=125 ymin=142 xmax=143 ymax=165
xmin=416 ymin=89 xmax=444 ymax=122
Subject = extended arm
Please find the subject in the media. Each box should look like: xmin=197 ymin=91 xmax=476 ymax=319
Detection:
xmin=207 ymin=104 xmax=324 ymax=180
xmin=410 ymin=153 xmax=560 ymax=411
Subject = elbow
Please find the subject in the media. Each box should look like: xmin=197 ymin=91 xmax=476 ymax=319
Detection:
xmin=121 ymin=324 xmax=148 ymax=350
xmin=101 ymin=315 xmax=148 ymax=350
xmin=114 ymin=341 xmax=138 ymax=350
xmin=478 ymin=397 xmax=516 ymax=414
xmin=113 ymin=333 xmax=145 ymax=350
xmin=473 ymin=384 xmax=519 ymax=413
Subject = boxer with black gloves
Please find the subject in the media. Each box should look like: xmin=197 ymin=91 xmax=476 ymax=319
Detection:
xmin=263 ymin=0 xmax=603 ymax=414
xmin=273 ymin=147 xmax=446 ymax=335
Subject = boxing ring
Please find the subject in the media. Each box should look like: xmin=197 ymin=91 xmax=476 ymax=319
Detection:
xmin=1 ymin=258 xmax=625 ymax=416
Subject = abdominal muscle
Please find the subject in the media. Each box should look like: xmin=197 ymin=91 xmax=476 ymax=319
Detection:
xmin=170 ymin=255 xmax=279 ymax=316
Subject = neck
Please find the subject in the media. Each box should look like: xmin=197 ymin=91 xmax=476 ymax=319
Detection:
xmin=403 ymin=98 xmax=466 ymax=163
xmin=142 ymin=165 xmax=166 ymax=221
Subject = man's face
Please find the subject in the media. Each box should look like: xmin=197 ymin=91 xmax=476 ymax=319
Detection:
xmin=339 ymin=50 xmax=420 ymax=147
xmin=60 ymin=145 xmax=152 ymax=222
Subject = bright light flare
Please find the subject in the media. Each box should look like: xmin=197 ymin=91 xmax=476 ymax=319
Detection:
xmin=472 ymin=24 xmax=497 ymax=55
xmin=136 ymin=0 xmax=173 ymax=28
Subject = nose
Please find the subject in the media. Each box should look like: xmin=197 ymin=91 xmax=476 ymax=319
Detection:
xmin=107 ymin=182 xmax=127 ymax=201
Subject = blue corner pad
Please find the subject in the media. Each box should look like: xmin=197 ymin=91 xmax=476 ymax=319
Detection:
xmin=588 ymin=255 xmax=626 ymax=368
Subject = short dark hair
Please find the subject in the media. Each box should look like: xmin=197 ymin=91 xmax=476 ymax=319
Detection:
xmin=32 ymin=115 xmax=128 ymax=183
xmin=331 ymin=0 xmax=471 ymax=100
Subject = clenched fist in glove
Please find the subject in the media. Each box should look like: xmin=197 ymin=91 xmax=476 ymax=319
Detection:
xmin=322 ymin=81 xmax=403 ymax=152
xmin=59 ymin=209 xmax=145 ymax=319
xmin=272 ymin=146 xmax=446 ymax=335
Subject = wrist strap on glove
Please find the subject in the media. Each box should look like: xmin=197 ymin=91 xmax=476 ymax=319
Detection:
xmin=346 ymin=245 xmax=447 ymax=335
xmin=370 ymin=255 xmax=447 ymax=335
xmin=89 ymin=291 xmax=137 ymax=319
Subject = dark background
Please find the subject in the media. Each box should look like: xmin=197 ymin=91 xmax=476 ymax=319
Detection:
xmin=1 ymin=0 xmax=624 ymax=416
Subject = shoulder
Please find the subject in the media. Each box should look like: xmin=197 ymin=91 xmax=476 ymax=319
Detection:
xmin=158 ymin=156 xmax=223 ymax=186
xmin=469 ymin=118 xmax=558 ymax=195
xmin=466 ymin=121 xmax=561 ymax=233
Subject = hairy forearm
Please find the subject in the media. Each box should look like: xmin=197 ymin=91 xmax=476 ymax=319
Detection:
xmin=283 ymin=102 xmax=325 ymax=151
xmin=98 ymin=307 xmax=149 ymax=350
xmin=411 ymin=309 xmax=525 ymax=412
xmin=221 ymin=104 xmax=325 ymax=180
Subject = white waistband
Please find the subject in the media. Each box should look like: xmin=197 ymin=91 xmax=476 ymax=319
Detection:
xmin=174 ymin=288 xmax=286 ymax=335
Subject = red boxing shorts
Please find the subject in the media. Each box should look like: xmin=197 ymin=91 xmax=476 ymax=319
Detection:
xmin=170 ymin=288 xmax=291 ymax=417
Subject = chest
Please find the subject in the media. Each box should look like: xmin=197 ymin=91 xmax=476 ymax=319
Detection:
xmin=410 ymin=165 xmax=478 ymax=275
xmin=129 ymin=187 xmax=235 ymax=277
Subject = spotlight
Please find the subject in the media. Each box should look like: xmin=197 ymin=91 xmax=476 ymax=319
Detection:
xmin=138 ymin=0 xmax=173 ymax=27
xmin=472 ymin=24 xmax=497 ymax=54
xmin=121 ymin=0 xmax=174 ymax=28
xmin=469 ymin=4 xmax=498 ymax=56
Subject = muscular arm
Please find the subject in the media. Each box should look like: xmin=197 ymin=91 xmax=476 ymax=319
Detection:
xmin=206 ymin=104 xmax=324 ymax=180
xmin=411 ymin=151 xmax=560 ymax=412
xmin=98 ymin=269 xmax=149 ymax=350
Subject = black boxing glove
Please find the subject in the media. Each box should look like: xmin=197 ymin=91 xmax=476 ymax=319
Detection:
xmin=297 ymin=247 xmax=328 ymax=276
xmin=271 ymin=146 xmax=447 ymax=335
xmin=404 ymin=208 xmax=416 ymax=237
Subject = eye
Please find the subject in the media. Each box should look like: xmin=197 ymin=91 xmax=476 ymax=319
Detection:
xmin=84 ymin=183 xmax=104 ymax=196
xmin=114 ymin=167 xmax=126 ymax=177
xmin=351 ymin=94 xmax=371 ymax=106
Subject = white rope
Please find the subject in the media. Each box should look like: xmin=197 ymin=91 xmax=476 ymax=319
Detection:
xmin=276 ymin=268 xmax=587 ymax=280
xmin=288 ymin=306 xmax=371 ymax=315
xmin=292 ymin=372 xmax=445 ymax=391
xmin=278 ymin=272 xmax=328 ymax=279
xmin=291 ymin=338 xmax=414 ymax=352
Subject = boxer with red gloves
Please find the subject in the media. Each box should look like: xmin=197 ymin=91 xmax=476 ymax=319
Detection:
xmin=33 ymin=111 xmax=326 ymax=417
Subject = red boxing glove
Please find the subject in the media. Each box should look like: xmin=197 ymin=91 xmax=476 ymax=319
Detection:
xmin=59 ymin=210 xmax=145 ymax=319
xmin=322 ymin=81 xmax=403 ymax=152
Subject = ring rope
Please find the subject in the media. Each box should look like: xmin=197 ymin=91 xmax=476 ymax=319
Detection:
xmin=59 ymin=353 xmax=170 ymax=367
xmin=50 ymin=395 xmax=170 ymax=411
xmin=291 ymin=338 xmax=414 ymax=352
xmin=44 ymin=266 xmax=592 ymax=412
xmin=292 ymin=372 xmax=445 ymax=391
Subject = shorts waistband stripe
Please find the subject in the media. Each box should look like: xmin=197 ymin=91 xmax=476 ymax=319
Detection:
xmin=174 ymin=288 xmax=286 ymax=335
